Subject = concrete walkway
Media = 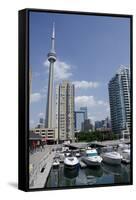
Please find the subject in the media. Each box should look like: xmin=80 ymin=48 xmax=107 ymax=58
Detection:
xmin=31 ymin=151 xmax=55 ymax=189
xmin=30 ymin=145 xmax=52 ymax=165
xmin=29 ymin=145 xmax=55 ymax=189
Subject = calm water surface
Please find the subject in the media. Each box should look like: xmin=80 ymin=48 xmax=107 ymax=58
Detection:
xmin=46 ymin=163 xmax=130 ymax=188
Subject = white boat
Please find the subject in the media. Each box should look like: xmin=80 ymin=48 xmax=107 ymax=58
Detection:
xmin=75 ymin=150 xmax=81 ymax=157
xmin=65 ymin=152 xmax=71 ymax=157
xmin=82 ymin=149 xmax=102 ymax=167
xmin=75 ymin=152 xmax=81 ymax=157
xmin=102 ymin=152 xmax=122 ymax=165
xmin=121 ymin=149 xmax=130 ymax=163
xmin=59 ymin=153 xmax=65 ymax=163
xmin=64 ymin=156 xmax=79 ymax=169
xmin=117 ymin=143 xmax=130 ymax=151
xmin=101 ymin=145 xmax=114 ymax=153
xmin=52 ymin=159 xmax=60 ymax=167
xmin=117 ymin=143 xmax=130 ymax=163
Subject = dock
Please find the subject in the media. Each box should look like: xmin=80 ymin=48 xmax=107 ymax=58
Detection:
xmin=65 ymin=139 xmax=130 ymax=149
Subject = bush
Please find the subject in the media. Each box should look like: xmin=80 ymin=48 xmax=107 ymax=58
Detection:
xmin=76 ymin=131 xmax=117 ymax=142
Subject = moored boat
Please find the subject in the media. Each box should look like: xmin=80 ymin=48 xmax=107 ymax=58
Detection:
xmin=82 ymin=148 xmax=102 ymax=167
xmin=59 ymin=153 xmax=65 ymax=163
xmin=121 ymin=149 xmax=130 ymax=164
xmin=102 ymin=151 xmax=122 ymax=165
xmin=52 ymin=159 xmax=60 ymax=168
xmin=64 ymin=156 xmax=79 ymax=169
xmin=75 ymin=151 xmax=81 ymax=157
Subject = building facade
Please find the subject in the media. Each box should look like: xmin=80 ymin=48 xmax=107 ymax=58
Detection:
xmin=32 ymin=128 xmax=58 ymax=144
xmin=80 ymin=107 xmax=88 ymax=120
xmin=82 ymin=119 xmax=93 ymax=132
xmin=56 ymin=80 xmax=75 ymax=143
xmin=108 ymin=66 xmax=131 ymax=134
xmin=74 ymin=111 xmax=85 ymax=132
xmin=95 ymin=117 xmax=111 ymax=131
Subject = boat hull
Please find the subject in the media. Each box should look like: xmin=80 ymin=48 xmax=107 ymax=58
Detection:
xmin=82 ymin=157 xmax=102 ymax=167
xmin=64 ymin=163 xmax=79 ymax=170
xmin=102 ymin=156 xmax=121 ymax=165
xmin=64 ymin=157 xmax=79 ymax=170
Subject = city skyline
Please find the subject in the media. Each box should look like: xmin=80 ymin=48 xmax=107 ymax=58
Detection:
xmin=29 ymin=11 xmax=130 ymax=128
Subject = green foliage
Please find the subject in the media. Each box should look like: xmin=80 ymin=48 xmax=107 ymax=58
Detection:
xmin=76 ymin=131 xmax=118 ymax=142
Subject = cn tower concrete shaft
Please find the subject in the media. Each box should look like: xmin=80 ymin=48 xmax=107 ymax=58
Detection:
xmin=45 ymin=23 xmax=56 ymax=128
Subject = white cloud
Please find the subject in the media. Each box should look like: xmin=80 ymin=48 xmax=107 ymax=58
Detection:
xmin=38 ymin=112 xmax=44 ymax=117
xmin=75 ymin=95 xmax=108 ymax=108
xmin=97 ymin=100 xmax=108 ymax=106
xmin=44 ymin=59 xmax=72 ymax=81
xmin=75 ymin=96 xmax=96 ymax=107
xmin=30 ymin=93 xmax=42 ymax=103
xmin=73 ymin=81 xmax=100 ymax=89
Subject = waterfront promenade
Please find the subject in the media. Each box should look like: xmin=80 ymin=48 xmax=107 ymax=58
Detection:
xmin=29 ymin=145 xmax=56 ymax=189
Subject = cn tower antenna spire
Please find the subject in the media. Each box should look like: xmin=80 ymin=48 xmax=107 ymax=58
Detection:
xmin=51 ymin=22 xmax=55 ymax=53
xmin=52 ymin=22 xmax=55 ymax=38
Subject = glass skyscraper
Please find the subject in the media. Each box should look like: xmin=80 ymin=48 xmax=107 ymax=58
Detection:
xmin=74 ymin=111 xmax=85 ymax=131
xmin=80 ymin=107 xmax=88 ymax=120
xmin=108 ymin=66 xmax=131 ymax=134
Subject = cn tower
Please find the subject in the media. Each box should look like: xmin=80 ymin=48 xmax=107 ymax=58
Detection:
xmin=45 ymin=23 xmax=56 ymax=128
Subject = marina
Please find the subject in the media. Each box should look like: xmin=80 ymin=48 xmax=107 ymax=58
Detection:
xmin=28 ymin=12 xmax=132 ymax=191
xmin=29 ymin=139 xmax=131 ymax=189
xmin=46 ymin=162 xmax=130 ymax=188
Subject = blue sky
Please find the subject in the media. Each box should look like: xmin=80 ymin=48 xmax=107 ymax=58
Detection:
xmin=29 ymin=11 xmax=130 ymax=128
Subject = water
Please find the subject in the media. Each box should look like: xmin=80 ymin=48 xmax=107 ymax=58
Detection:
xmin=46 ymin=163 xmax=131 ymax=188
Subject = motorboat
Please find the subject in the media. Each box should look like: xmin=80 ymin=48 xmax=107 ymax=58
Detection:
xmin=59 ymin=153 xmax=65 ymax=163
xmin=52 ymin=159 xmax=60 ymax=168
xmin=65 ymin=152 xmax=71 ymax=157
xmin=82 ymin=148 xmax=102 ymax=167
xmin=121 ymin=149 xmax=130 ymax=164
xmin=117 ymin=143 xmax=130 ymax=164
xmin=101 ymin=146 xmax=114 ymax=153
xmin=102 ymin=151 xmax=122 ymax=165
xmin=75 ymin=151 xmax=81 ymax=157
xmin=64 ymin=156 xmax=79 ymax=169
xmin=117 ymin=143 xmax=130 ymax=151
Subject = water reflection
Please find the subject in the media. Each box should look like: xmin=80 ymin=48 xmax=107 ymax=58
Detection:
xmin=102 ymin=163 xmax=122 ymax=175
xmin=64 ymin=167 xmax=79 ymax=179
xmin=46 ymin=163 xmax=130 ymax=188
xmin=85 ymin=167 xmax=103 ymax=177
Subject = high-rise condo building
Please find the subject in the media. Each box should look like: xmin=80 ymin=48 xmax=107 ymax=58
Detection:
xmin=45 ymin=23 xmax=56 ymax=128
xmin=108 ymin=66 xmax=131 ymax=135
xmin=56 ymin=80 xmax=75 ymax=143
xmin=80 ymin=107 xmax=88 ymax=120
